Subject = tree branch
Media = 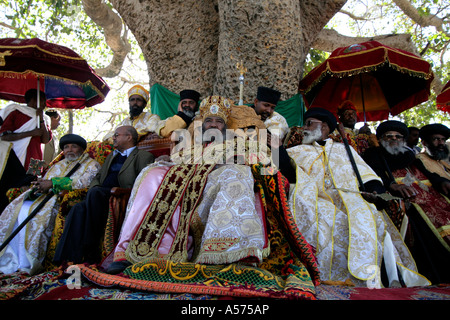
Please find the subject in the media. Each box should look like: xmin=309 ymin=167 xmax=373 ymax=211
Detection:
xmin=392 ymin=0 xmax=449 ymax=36
xmin=82 ymin=0 xmax=131 ymax=78
xmin=312 ymin=28 xmax=419 ymax=54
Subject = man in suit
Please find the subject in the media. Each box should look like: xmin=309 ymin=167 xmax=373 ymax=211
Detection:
xmin=53 ymin=126 xmax=154 ymax=264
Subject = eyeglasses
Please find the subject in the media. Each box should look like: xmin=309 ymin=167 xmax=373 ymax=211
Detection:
xmin=383 ymin=134 xmax=404 ymax=140
xmin=431 ymin=137 xmax=447 ymax=142
xmin=113 ymin=133 xmax=130 ymax=138
xmin=304 ymin=119 xmax=322 ymax=127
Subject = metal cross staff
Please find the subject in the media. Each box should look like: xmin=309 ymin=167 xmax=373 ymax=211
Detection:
xmin=236 ymin=60 xmax=247 ymax=105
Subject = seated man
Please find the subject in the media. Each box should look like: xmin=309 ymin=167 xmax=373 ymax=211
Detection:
xmin=251 ymin=86 xmax=289 ymax=140
xmin=0 ymin=134 xmax=101 ymax=275
xmin=362 ymin=120 xmax=450 ymax=284
xmin=279 ymin=108 xmax=429 ymax=287
xmin=54 ymin=126 xmax=154 ymax=264
xmin=407 ymin=126 xmax=421 ymax=154
xmin=416 ymin=123 xmax=450 ymax=178
xmin=103 ymin=85 xmax=162 ymax=143
xmin=106 ymin=96 xmax=269 ymax=274
xmin=329 ymin=100 xmax=373 ymax=155
xmin=155 ymin=89 xmax=201 ymax=138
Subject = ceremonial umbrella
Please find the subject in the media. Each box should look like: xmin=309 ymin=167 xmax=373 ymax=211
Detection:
xmin=298 ymin=41 xmax=434 ymax=122
xmin=0 ymin=37 xmax=109 ymax=110
xmin=436 ymin=80 xmax=450 ymax=113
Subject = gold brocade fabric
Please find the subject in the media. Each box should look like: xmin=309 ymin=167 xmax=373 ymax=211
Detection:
xmin=227 ymin=105 xmax=266 ymax=131
xmin=126 ymin=164 xmax=214 ymax=263
xmin=416 ymin=153 xmax=450 ymax=180
xmin=264 ymin=111 xmax=289 ymax=139
xmin=0 ymin=154 xmax=100 ymax=275
xmin=287 ymin=140 xmax=430 ymax=287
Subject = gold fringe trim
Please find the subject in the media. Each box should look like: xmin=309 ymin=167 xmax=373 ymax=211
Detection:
xmin=301 ymin=58 xmax=432 ymax=95
xmin=195 ymin=246 xmax=269 ymax=266
xmin=0 ymin=70 xmax=107 ymax=98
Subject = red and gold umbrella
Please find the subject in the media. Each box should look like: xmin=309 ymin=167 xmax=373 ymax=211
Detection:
xmin=436 ymin=80 xmax=450 ymax=113
xmin=299 ymin=41 xmax=434 ymax=122
xmin=0 ymin=37 xmax=109 ymax=109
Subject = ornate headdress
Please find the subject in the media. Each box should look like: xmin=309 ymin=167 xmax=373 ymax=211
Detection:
xmin=199 ymin=96 xmax=233 ymax=122
xmin=127 ymin=85 xmax=149 ymax=102
xmin=337 ymin=100 xmax=357 ymax=115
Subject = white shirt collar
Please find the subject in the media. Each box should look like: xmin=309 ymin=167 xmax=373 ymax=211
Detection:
xmin=113 ymin=146 xmax=136 ymax=157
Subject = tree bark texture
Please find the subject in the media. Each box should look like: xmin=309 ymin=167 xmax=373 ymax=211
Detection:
xmin=110 ymin=0 xmax=345 ymax=102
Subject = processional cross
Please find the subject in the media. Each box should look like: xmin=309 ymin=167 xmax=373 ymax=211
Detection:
xmin=26 ymin=158 xmax=47 ymax=177
xmin=236 ymin=60 xmax=247 ymax=105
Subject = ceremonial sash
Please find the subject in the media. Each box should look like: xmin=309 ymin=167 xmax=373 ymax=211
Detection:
xmin=126 ymin=164 xmax=214 ymax=263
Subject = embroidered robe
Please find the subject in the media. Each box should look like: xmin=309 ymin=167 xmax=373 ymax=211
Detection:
xmin=0 ymin=153 xmax=100 ymax=275
xmin=111 ymin=143 xmax=269 ymax=265
xmin=287 ymin=139 xmax=430 ymax=287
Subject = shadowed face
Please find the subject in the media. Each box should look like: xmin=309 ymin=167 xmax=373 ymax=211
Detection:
xmin=424 ymin=133 xmax=449 ymax=160
xmin=254 ymin=99 xmax=276 ymax=121
xmin=128 ymin=94 xmax=146 ymax=118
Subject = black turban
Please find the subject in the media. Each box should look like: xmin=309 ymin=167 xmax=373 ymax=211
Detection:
xmin=59 ymin=134 xmax=87 ymax=151
xmin=376 ymin=120 xmax=409 ymax=139
xmin=304 ymin=107 xmax=337 ymax=133
xmin=419 ymin=123 xmax=450 ymax=141
xmin=256 ymin=86 xmax=281 ymax=105
xmin=180 ymin=89 xmax=200 ymax=102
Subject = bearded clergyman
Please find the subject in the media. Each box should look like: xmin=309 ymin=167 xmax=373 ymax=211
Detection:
xmin=362 ymin=120 xmax=450 ymax=285
xmin=276 ymin=108 xmax=429 ymax=288
xmin=416 ymin=123 xmax=450 ymax=179
xmin=0 ymin=134 xmax=101 ymax=275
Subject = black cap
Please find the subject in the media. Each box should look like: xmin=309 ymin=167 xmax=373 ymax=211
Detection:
xmin=304 ymin=107 xmax=337 ymax=132
xmin=180 ymin=89 xmax=200 ymax=102
xmin=419 ymin=123 xmax=450 ymax=141
xmin=59 ymin=134 xmax=87 ymax=150
xmin=256 ymin=86 xmax=281 ymax=105
xmin=376 ymin=120 xmax=409 ymax=139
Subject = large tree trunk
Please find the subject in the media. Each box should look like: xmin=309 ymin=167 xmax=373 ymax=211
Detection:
xmin=110 ymin=0 xmax=345 ymax=102
xmin=110 ymin=0 xmax=219 ymax=97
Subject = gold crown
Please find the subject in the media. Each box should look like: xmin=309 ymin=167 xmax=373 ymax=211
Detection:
xmin=128 ymin=85 xmax=149 ymax=102
xmin=199 ymin=96 xmax=233 ymax=122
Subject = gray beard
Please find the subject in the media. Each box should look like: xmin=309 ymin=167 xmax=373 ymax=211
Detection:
xmin=425 ymin=145 xmax=449 ymax=160
xmin=380 ymin=139 xmax=409 ymax=155
xmin=182 ymin=107 xmax=195 ymax=119
xmin=302 ymin=126 xmax=323 ymax=144
xmin=66 ymin=154 xmax=81 ymax=161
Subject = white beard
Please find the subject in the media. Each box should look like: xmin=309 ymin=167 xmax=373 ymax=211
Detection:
xmin=302 ymin=126 xmax=323 ymax=144
xmin=380 ymin=139 xmax=408 ymax=155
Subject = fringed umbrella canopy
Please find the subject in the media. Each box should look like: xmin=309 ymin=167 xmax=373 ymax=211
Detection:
xmin=299 ymin=41 xmax=434 ymax=122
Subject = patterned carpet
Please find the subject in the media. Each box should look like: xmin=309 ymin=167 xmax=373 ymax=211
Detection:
xmin=1 ymin=267 xmax=449 ymax=301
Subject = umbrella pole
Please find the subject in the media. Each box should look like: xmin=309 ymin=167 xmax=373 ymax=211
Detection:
xmin=337 ymin=123 xmax=365 ymax=191
xmin=359 ymin=73 xmax=367 ymax=123
xmin=37 ymin=77 xmax=40 ymax=128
